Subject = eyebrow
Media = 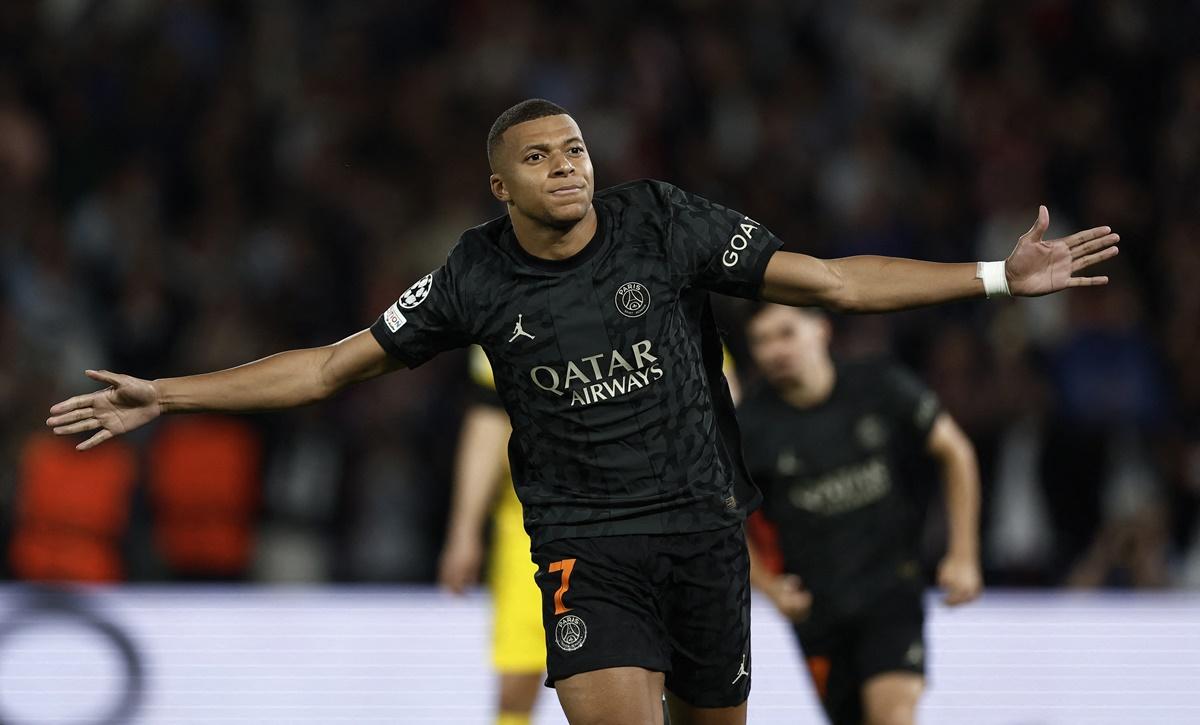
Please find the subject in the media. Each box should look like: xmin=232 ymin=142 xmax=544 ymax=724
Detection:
xmin=519 ymin=137 xmax=585 ymax=154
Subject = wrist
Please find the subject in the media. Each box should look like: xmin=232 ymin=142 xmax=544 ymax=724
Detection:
xmin=944 ymin=547 xmax=979 ymax=565
xmin=975 ymin=260 xmax=1011 ymax=298
xmin=150 ymin=379 xmax=169 ymax=414
xmin=446 ymin=521 xmax=483 ymax=545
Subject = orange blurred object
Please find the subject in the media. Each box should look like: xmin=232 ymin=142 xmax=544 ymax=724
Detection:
xmin=10 ymin=434 xmax=137 ymax=582
xmin=147 ymin=416 xmax=261 ymax=577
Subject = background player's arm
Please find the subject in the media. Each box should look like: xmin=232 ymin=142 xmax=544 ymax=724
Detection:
xmin=47 ymin=329 xmax=400 ymax=450
xmin=438 ymin=403 xmax=512 ymax=594
xmin=926 ymin=413 xmax=983 ymax=606
xmin=760 ymin=207 xmax=1118 ymax=312
xmin=746 ymin=530 xmax=811 ymax=622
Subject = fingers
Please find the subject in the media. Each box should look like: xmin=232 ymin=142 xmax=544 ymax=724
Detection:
xmin=437 ymin=558 xmax=478 ymax=595
xmin=47 ymin=407 xmax=94 ymax=427
xmin=78 ymin=429 xmax=114 ymax=451
xmin=944 ymin=586 xmax=981 ymax=607
xmin=52 ymin=418 xmax=103 ymax=436
xmin=778 ymin=574 xmax=803 ymax=592
xmin=49 ymin=392 xmax=98 ymax=416
xmin=1069 ymin=233 xmax=1118 ymax=257
xmin=85 ymin=369 xmax=122 ymax=386
xmin=1023 ymin=205 xmax=1049 ymax=242
xmin=48 ymin=370 xmax=122 ymax=416
xmin=1064 ymin=226 xmax=1113 ymax=248
xmin=1071 ymin=245 xmax=1119 ymax=272
xmin=1066 ymin=275 xmax=1109 ymax=287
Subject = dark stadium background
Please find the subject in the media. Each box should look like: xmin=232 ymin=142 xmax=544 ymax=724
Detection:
xmin=0 ymin=1 xmax=1198 ymax=722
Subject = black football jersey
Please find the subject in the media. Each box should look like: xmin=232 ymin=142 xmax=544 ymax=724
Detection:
xmin=739 ymin=360 xmax=941 ymax=623
xmin=371 ymin=180 xmax=782 ymax=547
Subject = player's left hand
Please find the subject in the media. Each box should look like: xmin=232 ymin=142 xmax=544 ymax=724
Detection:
xmin=766 ymin=574 xmax=813 ymax=622
xmin=437 ymin=532 xmax=484 ymax=596
xmin=1005 ymin=206 xmax=1119 ymax=296
xmin=937 ymin=554 xmax=982 ymax=606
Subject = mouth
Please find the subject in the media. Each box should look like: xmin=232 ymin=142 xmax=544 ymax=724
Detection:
xmin=549 ymin=185 xmax=585 ymax=197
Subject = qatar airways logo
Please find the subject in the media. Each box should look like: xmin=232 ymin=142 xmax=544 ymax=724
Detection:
xmin=530 ymin=339 xmax=664 ymax=407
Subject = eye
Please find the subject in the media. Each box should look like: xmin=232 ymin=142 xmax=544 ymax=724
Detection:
xmin=526 ymin=153 xmax=544 ymax=162
xmin=568 ymin=146 xmax=585 ymax=155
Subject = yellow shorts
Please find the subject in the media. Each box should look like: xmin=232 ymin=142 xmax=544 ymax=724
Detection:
xmin=489 ymin=487 xmax=545 ymax=673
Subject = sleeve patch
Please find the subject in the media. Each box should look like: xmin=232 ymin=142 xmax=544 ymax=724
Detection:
xmin=384 ymin=303 xmax=407 ymax=333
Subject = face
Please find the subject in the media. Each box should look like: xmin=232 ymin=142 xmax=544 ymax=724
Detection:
xmin=490 ymin=114 xmax=594 ymax=228
xmin=747 ymin=305 xmax=833 ymax=389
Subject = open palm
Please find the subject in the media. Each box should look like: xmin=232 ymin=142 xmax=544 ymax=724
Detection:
xmin=46 ymin=370 xmax=161 ymax=450
xmin=1006 ymin=205 xmax=1120 ymax=297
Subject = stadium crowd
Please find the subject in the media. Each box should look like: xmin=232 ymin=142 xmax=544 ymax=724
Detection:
xmin=2 ymin=0 xmax=1197 ymax=588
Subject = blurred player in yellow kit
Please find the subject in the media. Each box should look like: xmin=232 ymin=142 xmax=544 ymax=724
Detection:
xmin=439 ymin=345 xmax=545 ymax=725
xmin=438 ymin=344 xmax=740 ymax=724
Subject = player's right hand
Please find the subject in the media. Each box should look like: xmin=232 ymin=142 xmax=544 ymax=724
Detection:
xmin=1005 ymin=205 xmax=1119 ymax=296
xmin=46 ymin=370 xmax=161 ymax=450
xmin=437 ymin=532 xmax=484 ymax=595
xmin=767 ymin=574 xmax=813 ymax=622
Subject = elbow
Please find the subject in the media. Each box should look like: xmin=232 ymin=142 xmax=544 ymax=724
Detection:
xmin=811 ymin=259 xmax=868 ymax=312
xmin=820 ymin=263 xmax=863 ymax=313
xmin=826 ymin=289 xmax=862 ymax=314
xmin=312 ymin=347 xmax=343 ymax=402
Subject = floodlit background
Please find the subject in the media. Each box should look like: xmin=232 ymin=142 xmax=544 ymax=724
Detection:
xmin=1 ymin=1 xmax=1198 ymax=723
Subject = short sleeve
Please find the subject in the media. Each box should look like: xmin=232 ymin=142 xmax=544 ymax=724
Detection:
xmin=370 ymin=266 xmax=473 ymax=368
xmin=663 ymin=183 xmax=784 ymax=298
xmin=880 ymin=364 xmax=941 ymax=444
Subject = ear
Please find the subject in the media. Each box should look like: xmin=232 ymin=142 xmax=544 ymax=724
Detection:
xmin=490 ymin=173 xmax=510 ymax=203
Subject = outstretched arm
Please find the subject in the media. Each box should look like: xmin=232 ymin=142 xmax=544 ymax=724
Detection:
xmin=927 ymin=413 xmax=983 ymax=606
xmin=761 ymin=206 xmax=1119 ymax=312
xmin=47 ymin=329 xmax=400 ymax=450
xmin=437 ymin=403 xmax=512 ymax=595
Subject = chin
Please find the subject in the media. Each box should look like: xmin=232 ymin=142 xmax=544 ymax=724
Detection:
xmin=544 ymin=204 xmax=589 ymax=228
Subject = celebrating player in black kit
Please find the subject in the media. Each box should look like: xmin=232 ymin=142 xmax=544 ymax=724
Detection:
xmin=740 ymin=304 xmax=982 ymax=725
xmin=47 ymin=99 xmax=1119 ymax=725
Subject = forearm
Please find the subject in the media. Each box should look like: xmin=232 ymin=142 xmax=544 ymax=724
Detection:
xmin=155 ymin=347 xmax=337 ymax=413
xmin=939 ymin=447 xmax=981 ymax=560
xmin=155 ymin=329 xmax=395 ymax=414
xmin=762 ymin=253 xmax=985 ymax=313
xmin=832 ymin=257 xmax=984 ymax=312
xmin=745 ymin=534 xmax=776 ymax=591
xmin=445 ymin=407 xmax=511 ymax=540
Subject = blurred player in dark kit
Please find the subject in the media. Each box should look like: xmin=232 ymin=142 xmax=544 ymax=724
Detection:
xmin=741 ymin=304 xmax=982 ymax=725
xmin=48 ymin=99 xmax=1118 ymax=724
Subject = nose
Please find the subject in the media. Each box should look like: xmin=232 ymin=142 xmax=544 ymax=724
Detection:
xmin=551 ymin=151 xmax=575 ymax=177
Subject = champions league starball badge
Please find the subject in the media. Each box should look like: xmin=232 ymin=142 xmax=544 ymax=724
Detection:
xmin=614 ymin=281 xmax=650 ymax=318
xmin=555 ymin=614 xmax=587 ymax=651
xmin=398 ymin=273 xmax=434 ymax=309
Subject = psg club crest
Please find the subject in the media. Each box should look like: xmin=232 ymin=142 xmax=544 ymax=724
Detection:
xmin=555 ymin=614 xmax=587 ymax=651
xmin=614 ymin=281 xmax=650 ymax=318
xmin=398 ymin=273 xmax=433 ymax=309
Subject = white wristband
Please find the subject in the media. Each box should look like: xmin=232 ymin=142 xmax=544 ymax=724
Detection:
xmin=976 ymin=260 xmax=1010 ymax=299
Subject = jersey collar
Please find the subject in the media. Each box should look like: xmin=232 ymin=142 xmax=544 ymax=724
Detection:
xmin=504 ymin=201 xmax=609 ymax=273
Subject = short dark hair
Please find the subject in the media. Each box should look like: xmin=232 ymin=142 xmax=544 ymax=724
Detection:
xmin=487 ymin=98 xmax=570 ymax=170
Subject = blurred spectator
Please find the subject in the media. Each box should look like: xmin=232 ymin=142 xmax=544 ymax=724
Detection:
xmin=2 ymin=0 xmax=1198 ymax=587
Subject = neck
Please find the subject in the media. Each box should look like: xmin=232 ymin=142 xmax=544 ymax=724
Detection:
xmin=510 ymin=205 xmax=598 ymax=261
xmin=779 ymin=362 xmax=836 ymax=409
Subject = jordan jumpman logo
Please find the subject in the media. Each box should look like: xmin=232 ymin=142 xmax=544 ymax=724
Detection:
xmin=508 ymin=314 xmax=535 ymax=342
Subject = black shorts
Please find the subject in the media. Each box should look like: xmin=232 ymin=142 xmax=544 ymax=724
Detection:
xmin=531 ymin=524 xmax=751 ymax=708
xmin=795 ymin=582 xmax=926 ymax=725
